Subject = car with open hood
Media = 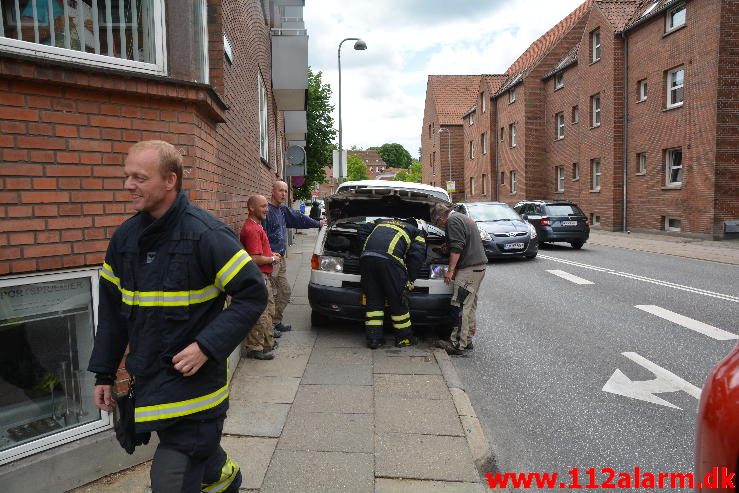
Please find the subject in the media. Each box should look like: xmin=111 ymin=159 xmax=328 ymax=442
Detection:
xmin=457 ymin=202 xmax=538 ymax=260
xmin=308 ymin=180 xmax=453 ymax=327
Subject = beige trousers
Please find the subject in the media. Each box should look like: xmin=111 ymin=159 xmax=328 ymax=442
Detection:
xmin=244 ymin=275 xmax=275 ymax=352
xmin=270 ymin=258 xmax=290 ymax=325
xmin=449 ymin=265 xmax=486 ymax=350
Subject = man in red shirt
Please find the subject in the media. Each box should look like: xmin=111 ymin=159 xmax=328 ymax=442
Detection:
xmin=239 ymin=195 xmax=281 ymax=360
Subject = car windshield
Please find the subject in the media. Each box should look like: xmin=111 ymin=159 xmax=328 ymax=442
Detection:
xmin=465 ymin=204 xmax=521 ymax=222
xmin=546 ymin=204 xmax=585 ymax=216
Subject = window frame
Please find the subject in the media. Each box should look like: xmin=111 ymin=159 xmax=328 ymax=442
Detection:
xmin=555 ymin=166 xmax=565 ymax=192
xmin=258 ymin=71 xmax=269 ymax=161
xmin=637 ymin=152 xmax=647 ymax=175
xmin=500 ymin=171 xmax=505 ymax=185
xmin=590 ymin=213 xmax=601 ymax=226
xmin=638 ymin=79 xmax=648 ymax=102
xmin=665 ymin=217 xmax=682 ymax=232
xmin=572 ymin=162 xmax=580 ymax=181
xmin=555 ymin=112 xmax=565 ymax=140
xmin=480 ymin=92 xmax=486 ymax=113
xmin=591 ymin=29 xmax=601 ymax=63
xmin=591 ymin=93 xmax=601 ymax=128
xmin=665 ymin=3 xmax=686 ymax=33
xmin=572 ymin=105 xmax=579 ymax=124
xmin=481 ymin=132 xmax=487 ymax=155
xmin=509 ymin=86 xmax=516 ymax=103
xmin=510 ymin=123 xmax=517 ymax=148
xmin=665 ymin=147 xmax=683 ymax=186
xmin=469 ymin=140 xmax=475 ymax=159
xmin=510 ymin=170 xmax=517 ymax=193
xmin=554 ymin=71 xmax=564 ymax=90
xmin=590 ymin=158 xmax=601 ymax=191
xmin=0 ymin=0 xmax=168 ymax=76
xmin=666 ymin=66 xmax=684 ymax=109
xmin=469 ymin=176 xmax=475 ymax=196
xmin=468 ymin=113 xmax=474 ymax=126
xmin=482 ymin=173 xmax=487 ymax=195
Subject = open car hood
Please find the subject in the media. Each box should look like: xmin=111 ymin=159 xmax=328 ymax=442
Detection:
xmin=325 ymin=185 xmax=451 ymax=226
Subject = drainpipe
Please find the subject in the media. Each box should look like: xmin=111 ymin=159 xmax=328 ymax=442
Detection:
xmin=494 ymin=95 xmax=500 ymax=201
xmin=621 ymin=30 xmax=629 ymax=232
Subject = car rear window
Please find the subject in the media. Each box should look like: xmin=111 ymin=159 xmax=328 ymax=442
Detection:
xmin=545 ymin=204 xmax=584 ymax=216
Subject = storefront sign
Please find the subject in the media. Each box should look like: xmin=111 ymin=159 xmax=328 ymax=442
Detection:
xmin=0 ymin=279 xmax=90 ymax=326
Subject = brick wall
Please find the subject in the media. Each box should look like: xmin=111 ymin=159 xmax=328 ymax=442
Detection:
xmin=420 ymin=89 xmax=438 ymax=185
xmin=463 ymin=79 xmax=496 ymax=202
xmin=496 ymin=85 xmax=527 ymax=204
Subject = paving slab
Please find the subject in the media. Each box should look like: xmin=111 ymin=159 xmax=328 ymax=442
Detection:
xmin=373 ymin=353 xmax=441 ymax=375
xmin=308 ymin=345 xmax=373 ymax=365
xmin=220 ymin=436 xmax=277 ymax=490
xmin=292 ymin=384 xmax=373 ymax=414
xmin=273 ymin=330 xmax=318 ymax=347
xmin=375 ymin=396 xmax=463 ymax=436
xmin=281 ymin=304 xmax=312 ymax=330
xmin=314 ymin=327 xmax=366 ymax=348
xmin=278 ymin=410 xmax=374 ymax=453
xmin=240 ymin=351 xmax=310 ymax=378
xmin=69 ymin=462 xmax=150 ymax=493
xmin=375 ymin=478 xmax=486 ymax=493
xmin=261 ymin=450 xmax=374 ymax=493
xmin=374 ymin=374 xmax=450 ymax=400
xmin=375 ymin=433 xmax=480 ymax=482
xmin=229 ymin=375 xmax=300 ymax=404
xmin=301 ymin=362 xmax=373 ymax=386
xmin=223 ymin=401 xmax=290 ymax=437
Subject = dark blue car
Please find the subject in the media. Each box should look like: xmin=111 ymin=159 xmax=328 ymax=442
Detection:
xmin=458 ymin=202 xmax=538 ymax=260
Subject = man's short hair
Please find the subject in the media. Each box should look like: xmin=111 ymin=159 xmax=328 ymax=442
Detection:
xmin=128 ymin=140 xmax=183 ymax=192
xmin=430 ymin=203 xmax=452 ymax=223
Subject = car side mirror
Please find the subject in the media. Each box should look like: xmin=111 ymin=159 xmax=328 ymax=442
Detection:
xmin=521 ymin=214 xmax=528 ymax=221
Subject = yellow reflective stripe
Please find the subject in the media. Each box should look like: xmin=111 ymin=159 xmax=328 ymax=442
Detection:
xmin=366 ymin=310 xmax=384 ymax=317
xmin=215 ymin=250 xmax=252 ymax=291
xmin=120 ymin=284 xmax=221 ymax=307
xmin=203 ymin=456 xmax=240 ymax=493
xmin=100 ymin=262 xmax=120 ymax=288
xmin=414 ymin=235 xmax=425 ymax=243
xmin=135 ymin=381 xmax=229 ymax=423
xmin=394 ymin=320 xmax=412 ymax=329
xmin=365 ymin=320 xmax=384 ymax=326
xmin=377 ymin=223 xmax=411 ymax=244
xmin=391 ymin=313 xmax=410 ymax=322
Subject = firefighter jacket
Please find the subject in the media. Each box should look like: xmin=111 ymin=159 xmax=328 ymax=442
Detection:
xmin=359 ymin=218 xmax=426 ymax=282
xmin=88 ymin=192 xmax=267 ymax=432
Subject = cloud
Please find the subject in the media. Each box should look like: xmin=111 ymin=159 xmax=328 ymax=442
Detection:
xmin=303 ymin=0 xmax=585 ymax=159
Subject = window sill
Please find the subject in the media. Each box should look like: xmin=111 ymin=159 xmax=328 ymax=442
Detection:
xmin=590 ymin=124 xmax=601 ymax=130
xmin=572 ymin=177 xmax=580 ymax=182
xmin=663 ymin=24 xmax=686 ymax=38
xmin=664 ymin=103 xmax=683 ymax=112
xmin=261 ymin=157 xmax=272 ymax=169
xmin=554 ymin=191 xmax=564 ymax=194
xmin=509 ymin=192 xmax=518 ymax=196
xmin=590 ymin=189 xmax=601 ymax=193
xmin=635 ymin=172 xmax=646 ymax=176
xmin=555 ymin=137 xmax=564 ymax=142
xmin=662 ymin=185 xmax=682 ymax=190
xmin=554 ymin=85 xmax=564 ymax=92
xmin=589 ymin=58 xmax=601 ymax=66
xmin=636 ymin=98 xmax=647 ymax=104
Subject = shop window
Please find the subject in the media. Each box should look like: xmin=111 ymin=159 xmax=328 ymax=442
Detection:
xmin=0 ymin=270 xmax=109 ymax=465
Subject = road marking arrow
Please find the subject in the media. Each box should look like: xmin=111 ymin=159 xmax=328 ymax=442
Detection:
xmin=602 ymin=352 xmax=702 ymax=410
xmin=635 ymin=305 xmax=738 ymax=341
xmin=546 ymin=269 xmax=594 ymax=285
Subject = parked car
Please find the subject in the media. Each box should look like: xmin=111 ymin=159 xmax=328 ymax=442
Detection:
xmin=695 ymin=342 xmax=738 ymax=493
xmin=513 ymin=200 xmax=590 ymax=249
xmin=457 ymin=202 xmax=538 ymax=260
xmin=308 ymin=181 xmax=453 ymax=327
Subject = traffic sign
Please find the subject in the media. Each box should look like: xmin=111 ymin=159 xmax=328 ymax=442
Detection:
xmin=446 ymin=180 xmax=456 ymax=192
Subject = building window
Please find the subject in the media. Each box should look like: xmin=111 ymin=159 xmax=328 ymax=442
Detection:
xmin=590 ymin=28 xmax=601 ymax=63
xmin=666 ymin=66 xmax=684 ymax=109
xmin=500 ymin=171 xmax=505 ymax=185
xmin=665 ymin=217 xmax=682 ymax=232
xmin=665 ymin=147 xmax=683 ymax=186
xmin=638 ymin=79 xmax=648 ymax=102
xmin=637 ymin=152 xmax=647 ymax=174
xmin=554 ymin=71 xmax=564 ymax=90
xmin=665 ymin=3 xmax=686 ymax=32
xmin=500 ymin=126 xmax=505 ymax=142
xmin=510 ymin=171 xmax=517 ymax=193
xmin=428 ymin=124 xmax=432 ymax=138
xmin=258 ymin=72 xmax=269 ymax=161
xmin=480 ymin=92 xmax=486 ymax=113
xmin=509 ymin=123 xmax=517 ymax=147
xmin=509 ymin=86 xmax=516 ymax=103
xmin=590 ymin=158 xmax=601 ymax=191
xmin=572 ymin=162 xmax=579 ymax=180
xmin=555 ymin=112 xmax=565 ymax=140
xmin=469 ymin=141 xmax=475 ymax=159
xmin=572 ymin=105 xmax=579 ymax=124
xmin=482 ymin=173 xmax=487 ymax=195
xmin=431 ymin=152 xmax=435 ymax=175
xmin=555 ymin=166 xmax=565 ymax=192
xmin=0 ymin=0 xmax=167 ymax=75
xmin=0 ymin=270 xmax=110 ymax=464
xmin=468 ymin=113 xmax=474 ymax=126
xmin=591 ymin=93 xmax=601 ymax=127
xmin=469 ymin=176 xmax=475 ymax=196
xmin=590 ymin=213 xmax=601 ymax=225
xmin=481 ymin=132 xmax=487 ymax=155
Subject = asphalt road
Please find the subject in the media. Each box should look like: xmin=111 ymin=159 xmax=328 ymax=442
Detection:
xmin=451 ymin=242 xmax=738 ymax=487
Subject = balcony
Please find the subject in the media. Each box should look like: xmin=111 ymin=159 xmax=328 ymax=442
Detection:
xmin=271 ymin=28 xmax=308 ymax=111
xmin=284 ymin=111 xmax=307 ymax=141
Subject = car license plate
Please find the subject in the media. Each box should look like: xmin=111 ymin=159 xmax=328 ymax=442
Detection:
xmin=504 ymin=243 xmax=525 ymax=250
xmin=562 ymin=221 xmax=578 ymax=226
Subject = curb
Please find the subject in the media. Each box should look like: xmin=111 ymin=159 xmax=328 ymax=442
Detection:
xmin=433 ymin=348 xmax=495 ymax=476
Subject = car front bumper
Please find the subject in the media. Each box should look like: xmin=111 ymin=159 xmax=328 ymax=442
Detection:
xmin=483 ymin=237 xmax=538 ymax=259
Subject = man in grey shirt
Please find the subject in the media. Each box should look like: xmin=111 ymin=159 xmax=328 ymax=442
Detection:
xmin=431 ymin=204 xmax=487 ymax=355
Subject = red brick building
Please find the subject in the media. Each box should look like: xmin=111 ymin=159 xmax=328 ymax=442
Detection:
xmin=424 ymin=0 xmax=739 ymax=238
xmin=420 ymin=75 xmax=479 ymax=201
xmin=0 ymin=0 xmax=308 ymax=488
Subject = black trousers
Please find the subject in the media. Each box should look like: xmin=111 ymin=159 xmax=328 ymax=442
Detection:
xmin=150 ymin=416 xmax=241 ymax=493
xmin=359 ymin=255 xmax=413 ymax=341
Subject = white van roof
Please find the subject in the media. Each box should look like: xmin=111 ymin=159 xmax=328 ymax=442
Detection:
xmin=335 ymin=180 xmax=451 ymax=201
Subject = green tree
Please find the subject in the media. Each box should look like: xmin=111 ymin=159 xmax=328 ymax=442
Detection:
xmin=294 ymin=68 xmax=336 ymax=201
xmin=347 ymin=154 xmax=369 ymax=181
xmin=371 ymin=143 xmax=413 ymax=169
xmin=394 ymin=160 xmax=422 ymax=183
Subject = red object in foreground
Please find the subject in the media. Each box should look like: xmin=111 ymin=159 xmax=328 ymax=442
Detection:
xmin=695 ymin=342 xmax=739 ymax=493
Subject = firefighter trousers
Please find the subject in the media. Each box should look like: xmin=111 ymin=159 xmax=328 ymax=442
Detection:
xmin=359 ymin=255 xmax=414 ymax=343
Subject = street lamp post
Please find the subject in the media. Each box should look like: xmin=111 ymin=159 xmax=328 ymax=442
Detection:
xmin=337 ymin=37 xmax=367 ymax=181
xmin=439 ymin=127 xmax=451 ymax=191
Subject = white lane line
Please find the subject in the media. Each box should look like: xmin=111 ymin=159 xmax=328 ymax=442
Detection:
xmin=635 ymin=305 xmax=738 ymax=341
xmin=546 ymin=269 xmax=594 ymax=285
xmin=538 ymin=254 xmax=739 ymax=303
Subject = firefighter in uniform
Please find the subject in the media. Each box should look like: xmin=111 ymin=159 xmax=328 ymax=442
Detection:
xmin=88 ymin=141 xmax=267 ymax=493
xmin=359 ymin=218 xmax=426 ymax=349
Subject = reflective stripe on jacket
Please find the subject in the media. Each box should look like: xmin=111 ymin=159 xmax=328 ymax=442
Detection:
xmin=360 ymin=219 xmax=426 ymax=282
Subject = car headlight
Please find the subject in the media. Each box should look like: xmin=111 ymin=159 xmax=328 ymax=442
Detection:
xmin=319 ymin=256 xmax=344 ymax=273
xmin=429 ymin=264 xmax=449 ymax=279
xmin=479 ymin=229 xmax=491 ymax=241
xmin=529 ymin=223 xmax=537 ymax=238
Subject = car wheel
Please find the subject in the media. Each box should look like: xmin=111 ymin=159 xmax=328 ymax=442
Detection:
xmin=525 ymin=252 xmax=537 ymax=259
xmin=311 ymin=310 xmax=331 ymax=327
xmin=570 ymin=241 xmax=585 ymax=250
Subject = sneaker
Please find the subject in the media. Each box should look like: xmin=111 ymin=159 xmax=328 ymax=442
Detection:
xmin=273 ymin=329 xmax=282 ymax=339
xmin=465 ymin=341 xmax=474 ymax=351
xmin=367 ymin=339 xmax=385 ymax=350
xmin=274 ymin=322 xmax=292 ymax=332
xmin=436 ymin=339 xmax=464 ymax=355
xmin=245 ymin=350 xmax=274 ymax=360
xmin=395 ymin=335 xmax=419 ymax=348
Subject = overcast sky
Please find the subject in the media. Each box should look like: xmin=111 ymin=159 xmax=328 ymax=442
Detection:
xmin=303 ymin=0 xmax=584 ymax=159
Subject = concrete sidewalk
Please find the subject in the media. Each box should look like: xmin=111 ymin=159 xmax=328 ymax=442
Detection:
xmin=70 ymin=230 xmax=490 ymax=493
xmin=588 ymin=229 xmax=739 ymax=265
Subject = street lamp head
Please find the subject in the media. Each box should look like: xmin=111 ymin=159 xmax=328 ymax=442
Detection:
xmin=353 ymin=39 xmax=367 ymax=50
